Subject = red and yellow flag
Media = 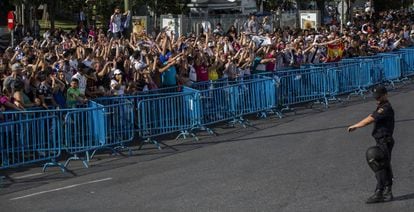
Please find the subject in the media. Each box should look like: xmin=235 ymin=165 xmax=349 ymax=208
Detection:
xmin=327 ymin=42 xmax=344 ymax=62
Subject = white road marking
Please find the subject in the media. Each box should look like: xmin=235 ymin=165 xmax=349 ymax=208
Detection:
xmin=13 ymin=173 xmax=43 ymax=179
xmin=10 ymin=177 xmax=112 ymax=201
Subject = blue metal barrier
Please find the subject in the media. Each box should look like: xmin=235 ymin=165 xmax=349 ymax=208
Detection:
xmin=399 ymin=48 xmax=414 ymax=77
xmin=92 ymin=100 xmax=135 ymax=156
xmin=386 ymin=51 xmax=410 ymax=80
xmin=191 ymin=78 xmax=230 ymax=90
xmin=278 ymin=69 xmax=327 ymax=109
xmin=229 ymin=77 xmax=276 ymax=125
xmin=301 ymin=62 xmax=339 ymax=70
xmin=326 ymin=63 xmax=368 ymax=99
xmin=95 ymin=92 xmax=181 ymax=105
xmin=1 ymin=107 xmax=71 ymax=124
xmin=63 ymin=102 xmax=134 ymax=168
xmin=341 ymin=57 xmax=383 ymax=89
xmin=136 ymin=92 xmax=199 ymax=150
xmin=380 ymin=53 xmax=401 ymax=86
xmin=137 ymin=85 xmax=183 ymax=94
xmin=186 ymin=78 xmax=275 ymax=130
xmin=1 ymin=116 xmax=65 ymax=172
xmin=301 ymin=60 xmax=359 ymax=70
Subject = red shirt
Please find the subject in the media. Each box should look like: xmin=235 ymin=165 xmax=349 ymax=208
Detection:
xmin=195 ymin=65 xmax=209 ymax=82
xmin=265 ymin=53 xmax=275 ymax=72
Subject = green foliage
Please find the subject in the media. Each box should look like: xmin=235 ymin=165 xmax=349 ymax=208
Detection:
xmin=9 ymin=0 xmax=45 ymax=6
xmin=95 ymin=0 xmax=120 ymax=28
xmin=373 ymin=0 xmax=409 ymax=11
xmin=145 ymin=0 xmax=189 ymax=15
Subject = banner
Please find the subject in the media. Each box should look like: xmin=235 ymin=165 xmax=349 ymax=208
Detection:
xmin=299 ymin=11 xmax=320 ymax=30
xmin=201 ymin=21 xmax=211 ymax=33
xmin=252 ymin=35 xmax=272 ymax=47
xmin=161 ymin=16 xmax=182 ymax=37
xmin=327 ymin=42 xmax=344 ymax=62
xmin=132 ymin=16 xmax=147 ymax=36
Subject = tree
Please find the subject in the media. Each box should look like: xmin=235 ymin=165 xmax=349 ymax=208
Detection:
xmin=373 ymin=0 xmax=408 ymax=11
xmin=10 ymin=0 xmax=46 ymax=30
xmin=264 ymin=0 xmax=301 ymax=11
xmin=146 ymin=0 xmax=189 ymax=16
xmin=45 ymin=0 xmax=57 ymax=29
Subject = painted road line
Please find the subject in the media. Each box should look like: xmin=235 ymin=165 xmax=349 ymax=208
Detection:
xmin=10 ymin=177 xmax=112 ymax=201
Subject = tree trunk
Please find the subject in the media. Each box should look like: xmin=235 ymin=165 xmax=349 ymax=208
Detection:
xmin=47 ymin=0 xmax=56 ymax=30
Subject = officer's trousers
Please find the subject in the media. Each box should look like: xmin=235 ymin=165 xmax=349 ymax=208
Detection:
xmin=374 ymin=136 xmax=394 ymax=190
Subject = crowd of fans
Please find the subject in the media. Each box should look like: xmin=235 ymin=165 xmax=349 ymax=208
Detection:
xmin=1 ymin=8 xmax=414 ymax=111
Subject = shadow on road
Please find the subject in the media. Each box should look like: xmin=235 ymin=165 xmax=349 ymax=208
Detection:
xmin=394 ymin=193 xmax=414 ymax=201
xmin=227 ymin=118 xmax=414 ymax=142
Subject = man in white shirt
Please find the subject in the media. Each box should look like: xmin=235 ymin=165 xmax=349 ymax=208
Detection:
xmin=247 ymin=15 xmax=258 ymax=35
xmin=110 ymin=6 xmax=123 ymax=39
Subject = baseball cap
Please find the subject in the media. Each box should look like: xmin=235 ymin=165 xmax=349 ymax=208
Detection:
xmin=114 ymin=69 xmax=122 ymax=75
xmin=372 ymin=85 xmax=387 ymax=99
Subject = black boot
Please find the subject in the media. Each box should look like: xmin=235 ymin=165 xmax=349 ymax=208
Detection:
xmin=366 ymin=189 xmax=384 ymax=204
xmin=383 ymin=186 xmax=393 ymax=202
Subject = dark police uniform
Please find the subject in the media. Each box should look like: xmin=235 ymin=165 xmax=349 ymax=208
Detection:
xmin=349 ymin=85 xmax=395 ymax=203
xmin=371 ymin=100 xmax=395 ymax=192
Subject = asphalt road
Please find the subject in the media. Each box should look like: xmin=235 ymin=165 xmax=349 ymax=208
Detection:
xmin=1 ymin=83 xmax=414 ymax=212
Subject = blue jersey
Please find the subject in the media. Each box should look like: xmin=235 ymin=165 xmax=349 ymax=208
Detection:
xmin=161 ymin=63 xmax=177 ymax=86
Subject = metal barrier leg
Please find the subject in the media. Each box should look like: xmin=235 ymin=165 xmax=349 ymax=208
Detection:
xmin=64 ymin=153 xmax=89 ymax=169
xmin=229 ymin=117 xmax=252 ymax=128
xmin=347 ymin=87 xmax=371 ymax=100
xmin=91 ymin=146 xmax=132 ymax=158
xmin=139 ymin=138 xmax=162 ymax=150
xmin=175 ymin=130 xmax=199 ymax=142
xmin=90 ymin=147 xmax=118 ymax=159
xmin=43 ymin=158 xmax=66 ymax=173
xmin=113 ymin=145 xmax=133 ymax=156
xmin=0 ymin=174 xmax=15 ymax=185
xmin=326 ymin=95 xmax=343 ymax=104
xmin=305 ymin=100 xmax=327 ymax=109
xmin=257 ymin=111 xmax=268 ymax=119
xmin=138 ymin=138 xmax=179 ymax=151
xmin=191 ymin=125 xmax=216 ymax=136
xmin=388 ymin=81 xmax=396 ymax=89
xmin=401 ymin=76 xmax=410 ymax=84
xmin=280 ymin=106 xmax=297 ymax=115
xmin=269 ymin=108 xmax=284 ymax=119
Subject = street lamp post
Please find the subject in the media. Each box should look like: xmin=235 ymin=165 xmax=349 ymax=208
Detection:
xmin=338 ymin=0 xmax=347 ymax=33
xmin=341 ymin=0 xmax=344 ymax=33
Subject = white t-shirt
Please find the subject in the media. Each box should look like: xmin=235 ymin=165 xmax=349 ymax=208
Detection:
xmin=110 ymin=79 xmax=125 ymax=96
xmin=111 ymin=14 xmax=122 ymax=33
xmin=132 ymin=60 xmax=147 ymax=71
xmin=189 ymin=65 xmax=197 ymax=82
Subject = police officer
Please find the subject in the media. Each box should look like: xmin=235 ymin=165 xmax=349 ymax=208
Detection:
xmin=348 ymin=85 xmax=395 ymax=203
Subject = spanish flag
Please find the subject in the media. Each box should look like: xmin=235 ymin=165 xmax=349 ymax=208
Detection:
xmin=327 ymin=42 xmax=344 ymax=62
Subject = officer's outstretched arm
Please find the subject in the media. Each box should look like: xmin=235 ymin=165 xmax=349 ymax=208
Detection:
xmin=348 ymin=115 xmax=375 ymax=132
